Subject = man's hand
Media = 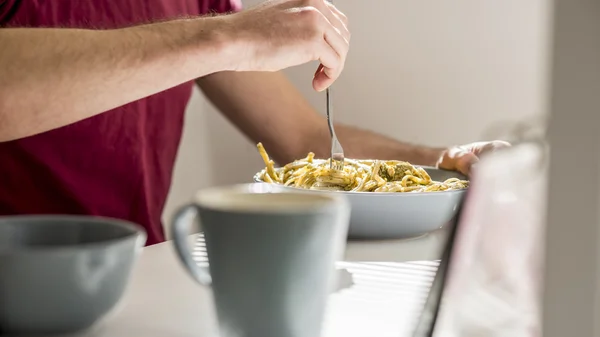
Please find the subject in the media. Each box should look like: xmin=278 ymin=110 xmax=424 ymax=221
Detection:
xmin=0 ymin=0 xmax=349 ymax=141
xmin=437 ymin=141 xmax=511 ymax=176
xmin=222 ymin=0 xmax=350 ymax=91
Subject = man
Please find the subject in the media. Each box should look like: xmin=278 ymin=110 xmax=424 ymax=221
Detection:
xmin=0 ymin=0 xmax=507 ymax=245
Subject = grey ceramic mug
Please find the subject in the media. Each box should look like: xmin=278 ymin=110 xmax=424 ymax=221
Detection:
xmin=171 ymin=183 xmax=350 ymax=337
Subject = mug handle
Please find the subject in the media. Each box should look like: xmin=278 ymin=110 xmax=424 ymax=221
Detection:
xmin=171 ymin=204 xmax=212 ymax=286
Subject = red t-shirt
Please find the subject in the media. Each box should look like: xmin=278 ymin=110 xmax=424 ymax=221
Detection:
xmin=0 ymin=0 xmax=241 ymax=245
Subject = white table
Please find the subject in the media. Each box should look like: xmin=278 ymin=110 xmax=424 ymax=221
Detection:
xmin=50 ymin=228 xmax=449 ymax=337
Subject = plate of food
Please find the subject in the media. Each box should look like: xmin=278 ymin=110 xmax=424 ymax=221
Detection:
xmin=252 ymin=143 xmax=469 ymax=239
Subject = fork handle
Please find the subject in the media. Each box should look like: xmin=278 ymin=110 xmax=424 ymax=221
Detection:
xmin=326 ymin=87 xmax=335 ymax=137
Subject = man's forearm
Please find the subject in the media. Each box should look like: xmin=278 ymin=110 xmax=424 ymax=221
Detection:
xmin=311 ymin=123 xmax=445 ymax=167
xmin=197 ymin=70 xmax=445 ymax=166
xmin=0 ymin=18 xmax=233 ymax=142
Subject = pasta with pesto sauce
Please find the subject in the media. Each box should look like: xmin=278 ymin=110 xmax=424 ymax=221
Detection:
xmin=256 ymin=143 xmax=469 ymax=193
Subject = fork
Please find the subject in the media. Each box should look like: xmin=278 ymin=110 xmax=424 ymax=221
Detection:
xmin=326 ymin=86 xmax=345 ymax=170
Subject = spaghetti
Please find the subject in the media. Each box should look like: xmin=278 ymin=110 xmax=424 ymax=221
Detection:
xmin=256 ymin=143 xmax=469 ymax=193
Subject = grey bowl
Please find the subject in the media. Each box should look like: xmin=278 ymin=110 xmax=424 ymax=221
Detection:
xmin=253 ymin=166 xmax=467 ymax=239
xmin=0 ymin=215 xmax=146 ymax=334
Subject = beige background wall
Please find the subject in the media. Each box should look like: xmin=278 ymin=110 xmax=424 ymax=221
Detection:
xmin=162 ymin=0 xmax=549 ymax=232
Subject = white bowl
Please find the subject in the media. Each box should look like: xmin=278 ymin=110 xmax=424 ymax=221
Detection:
xmin=253 ymin=166 xmax=467 ymax=239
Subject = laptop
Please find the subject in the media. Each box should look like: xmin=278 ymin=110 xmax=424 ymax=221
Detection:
xmin=411 ymin=188 xmax=469 ymax=337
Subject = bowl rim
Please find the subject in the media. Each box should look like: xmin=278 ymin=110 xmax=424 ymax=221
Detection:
xmin=253 ymin=165 xmax=469 ymax=196
xmin=0 ymin=215 xmax=147 ymax=254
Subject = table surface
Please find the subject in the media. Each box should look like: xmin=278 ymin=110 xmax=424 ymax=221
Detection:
xmin=17 ymin=228 xmax=449 ymax=337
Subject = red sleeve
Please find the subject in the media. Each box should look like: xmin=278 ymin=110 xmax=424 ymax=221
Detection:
xmin=201 ymin=0 xmax=242 ymax=14
xmin=0 ymin=0 xmax=21 ymax=25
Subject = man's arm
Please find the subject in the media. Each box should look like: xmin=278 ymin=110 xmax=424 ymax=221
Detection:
xmin=196 ymin=71 xmax=445 ymax=166
xmin=0 ymin=0 xmax=350 ymax=142
xmin=0 ymin=19 xmax=232 ymax=142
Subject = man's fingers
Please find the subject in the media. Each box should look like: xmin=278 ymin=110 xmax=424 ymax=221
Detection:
xmin=323 ymin=1 xmax=350 ymax=41
xmin=281 ymin=1 xmax=350 ymax=91
xmin=308 ymin=6 xmax=347 ymax=91
xmin=313 ymin=64 xmax=332 ymax=91
xmin=307 ymin=0 xmax=350 ymax=51
xmin=438 ymin=140 xmax=511 ymax=177
xmin=483 ymin=140 xmax=511 ymax=152
xmin=325 ymin=1 xmax=348 ymax=25
xmin=438 ymin=147 xmax=479 ymax=177
xmin=312 ymin=36 xmax=345 ymax=91
xmin=468 ymin=140 xmax=511 ymax=155
xmin=455 ymin=152 xmax=479 ymax=177
xmin=323 ymin=24 xmax=347 ymax=69
xmin=312 ymin=37 xmax=340 ymax=91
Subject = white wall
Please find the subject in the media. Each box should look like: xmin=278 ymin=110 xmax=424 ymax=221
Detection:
xmin=162 ymin=0 xmax=549 ymax=232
